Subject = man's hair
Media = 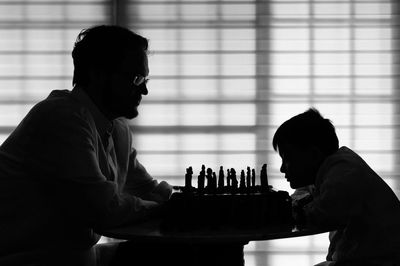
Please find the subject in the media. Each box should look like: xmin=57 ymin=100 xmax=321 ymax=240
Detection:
xmin=72 ymin=25 xmax=149 ymax=87
xmin=272 ymin=108 xmax=339 ymax=156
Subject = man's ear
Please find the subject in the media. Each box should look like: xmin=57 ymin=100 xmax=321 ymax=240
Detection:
xmin=88 ymin=68 xmax=107 ymax=83
xmin=86 ymin=68 xmax=109 ymax=94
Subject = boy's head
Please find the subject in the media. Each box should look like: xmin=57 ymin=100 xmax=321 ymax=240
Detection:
xmin=272 ymin=108 xmax=339 ymax=189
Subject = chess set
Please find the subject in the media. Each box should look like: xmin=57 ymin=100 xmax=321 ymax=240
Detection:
xmin=181 ymin=164 xmax=270 ymax=195
xmin=161 ymin=164 xmax=294 ymax=232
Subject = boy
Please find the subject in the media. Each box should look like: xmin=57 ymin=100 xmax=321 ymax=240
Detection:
xmin=272 ymin=108 xmax=400 ymax=266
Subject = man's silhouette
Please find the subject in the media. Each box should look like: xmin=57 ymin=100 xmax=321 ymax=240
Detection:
xmin=0 ymin=25 xmax=172 ymax=265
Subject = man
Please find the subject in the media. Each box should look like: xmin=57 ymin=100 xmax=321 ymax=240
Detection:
xmin=272 ymin=108 xmax=400 ymax=266
xmin=0 ymin=25 xmax=172 ymax=265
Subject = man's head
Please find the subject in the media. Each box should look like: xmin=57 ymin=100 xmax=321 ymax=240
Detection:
xmin=272 ymin=108 xmax=339 ymax=189
xmin=72 ymin=25 xmax=149 ymax=119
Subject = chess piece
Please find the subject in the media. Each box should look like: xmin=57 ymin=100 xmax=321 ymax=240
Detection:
xmin=239 ymin=170 xmax=246 ymax=192
xmin=227 ymin=168 xmax=231 ymax=188
xmin=246 ymin=166 xmax=251 ymax=189
xmin=185 ymin=166 xmax=193 ymax=191
xmin=201 ymin=164 xmax=206 ymax=177
xmin=206 ymin=167 xmax=213 ymax=191
xmin=260 ymin=163 xmax=269 ymax=192
xmin=218 ymin=166 xmax=224 ymax=189
xmin=231 ymin=168 xmax=238 ymax=192
xmin=198 ymin=166 xmax=206 ymax=194
xmin=212 ymin=172 xmax=217 ymax=193
xmin=251 ymin=168 xmax=256 ymax=187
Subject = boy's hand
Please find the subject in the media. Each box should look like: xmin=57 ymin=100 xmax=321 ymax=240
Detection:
xmin=292 ymin=194 xmax=313 ymax=227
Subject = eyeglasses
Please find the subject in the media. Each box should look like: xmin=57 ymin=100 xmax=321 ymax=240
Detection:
xmin=133 ymin=75 xmax=149 ymax=86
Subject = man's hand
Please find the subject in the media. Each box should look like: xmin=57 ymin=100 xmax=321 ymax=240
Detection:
xmin=138 ymin=199 xmax=165 ymax=220
xmin=141 ymin=199 xmax=160 ymax=209
xmin=148 ymin=181 xmax=173 ymax=203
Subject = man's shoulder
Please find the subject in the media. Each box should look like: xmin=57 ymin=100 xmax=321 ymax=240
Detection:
xmin=34 ymin=90 xmax=89 ymax=117
xmin=26 ymin=90 xmax=95 ymax=129
xmin=39 ymin=89 xmax=78 ymax=109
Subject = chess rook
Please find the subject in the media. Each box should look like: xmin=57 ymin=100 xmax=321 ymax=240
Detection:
xmin=260 ymin=163 xmax=269 ymax=191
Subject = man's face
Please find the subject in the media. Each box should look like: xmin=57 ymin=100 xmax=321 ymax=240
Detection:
xmin=278 ymin=143 xmax=321 ymax=189
xmin=105 ymin=51 xmax=149 ymax=119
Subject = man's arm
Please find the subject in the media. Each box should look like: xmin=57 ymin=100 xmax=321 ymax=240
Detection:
xmin=25 ymin=105 xmax=161 ymax=229
xmin=116 ymin=118 xmax=172 ymax=203
xmin=124 ymin=150 xmax=172 ymax=203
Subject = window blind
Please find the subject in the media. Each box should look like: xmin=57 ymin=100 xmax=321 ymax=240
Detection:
xmin=122 ymin=0 xmax=398 ymax=260
xmin=266 ymin=0 xmax=398 ymax=195
xmin=0 ymin=0 xmax=398 ymax=263
xmin=0 ymin=0 xmax=396 ymax=197
xmin=123 ymin=0 xmax=399 ymax=198
xmin=0 ymin=0 xmax=112 ymax=142
xmin=125 ymin=0 xmax=260 ymax=186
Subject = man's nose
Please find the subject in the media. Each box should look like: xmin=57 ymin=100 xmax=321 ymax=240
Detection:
xmin=141 ymin=84 xmax=148 ymax=95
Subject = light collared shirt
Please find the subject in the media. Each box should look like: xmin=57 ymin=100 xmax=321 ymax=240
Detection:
xmin=0 ymin=86 xmax=160 ymax=260
xmin=305 ymin=146 xmax=400 ymax=264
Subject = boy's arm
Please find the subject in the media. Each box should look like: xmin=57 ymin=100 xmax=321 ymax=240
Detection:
xmin=303 ymin=160 xmax=363 ymax=229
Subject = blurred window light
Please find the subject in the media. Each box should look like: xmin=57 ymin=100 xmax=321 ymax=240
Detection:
xmin=0 ymin=0 xmax=398 ymax=263
xmin=269 ymin=1 xmax=397 ymax=199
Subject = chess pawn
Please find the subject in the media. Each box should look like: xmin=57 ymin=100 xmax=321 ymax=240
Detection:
xmin=239 ymin=170 xmax=246 ymax=192
xmin=198 ymin=165 xmax=206 ymax=195
xmin=227 ymin=169 xmax=231 ymax=188
xmin=231 ymin=168 xmax=238 ymax=192
xmin=206 ymin=167 xmax=213 ymax=192
xmin=201 ymin=164 xmax=206 ymax=177
xmin=212 ymin=172 xmax=218 ymax=193
xmin=246 ymin=167 xmax=251 ymax=190
xmin=218 ymin=166 xmax=224 ymax=191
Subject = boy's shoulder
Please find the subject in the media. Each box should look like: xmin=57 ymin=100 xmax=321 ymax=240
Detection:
xmin=316 ymin=146 xmax=371 ymax=187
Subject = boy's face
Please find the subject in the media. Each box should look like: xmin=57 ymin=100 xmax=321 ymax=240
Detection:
xmin=278 ymin=142 xmax=322 ymax=189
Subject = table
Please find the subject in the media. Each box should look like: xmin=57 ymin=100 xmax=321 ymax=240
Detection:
xmin=98 ymin=219 xmax=329 ymax=266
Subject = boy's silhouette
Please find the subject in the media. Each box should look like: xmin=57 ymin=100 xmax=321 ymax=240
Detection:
xmin=273 ymin=108 xmax=400 ymax=266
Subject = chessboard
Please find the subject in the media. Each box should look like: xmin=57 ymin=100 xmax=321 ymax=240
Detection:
xmin=162 ymin=163 xmax=293 ymax=232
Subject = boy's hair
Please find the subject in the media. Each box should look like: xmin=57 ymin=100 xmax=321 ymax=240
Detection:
xmin=71 ymin=25 xmax=149 ymax=87
xmin=272 ymin=108 xmax=339 ymax=156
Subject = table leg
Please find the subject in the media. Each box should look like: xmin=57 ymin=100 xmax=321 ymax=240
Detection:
xmin=109 ymin=241 xmax=245 ymax=266
xmin=191 ymin=243 xmax=245 ymax=266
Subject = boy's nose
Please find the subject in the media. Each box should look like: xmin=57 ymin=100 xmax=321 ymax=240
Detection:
xmin=280 ymin=163 xmax=286 ymax=173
